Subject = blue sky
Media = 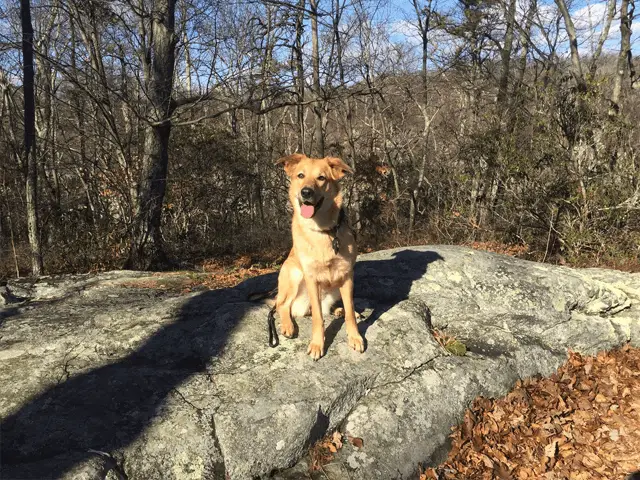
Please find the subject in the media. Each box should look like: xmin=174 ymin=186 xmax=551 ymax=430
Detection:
xmin=377 ymin=0 xmax=638 ymax=58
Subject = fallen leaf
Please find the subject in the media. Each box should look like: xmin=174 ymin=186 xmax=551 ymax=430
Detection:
xmin=480 ymin=454 xmax=494 ymax=468
xmin=544 ymin=440 xmax=558 ymax=459
xmin=495 ymin=462 xmax=512 ymax=479
xmin=348 ymin=436 xmax=364 ymax=448
xmin=332 ymin=431 xmax=343 ymax=449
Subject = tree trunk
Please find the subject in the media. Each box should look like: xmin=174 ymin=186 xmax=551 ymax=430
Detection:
xmin=588 ymin=0 xmax=616 ymax=78
xmin=610 ymin=0 xmax=632 ymax=114
xmin=125 ymin=0 xmax=177 ymax=270
xmin=310 ymin=0 xmax=324 ymax=157
xmin=497 ymin=0 xmax=516 ymax=107
xmin=555 ymin=0 xmax=587 ymax=91
xmin=515 ymin=0 xmax=536 ymax=93
xmin=333 ymin=0 xmax=361 ymax=229
xmin=181 ymin=2 xmax=192 ymax=96
xmin=410 ymin=0 xmax=433 ymax=234
xmin=295 ymin=0 xmax=305 ymax=153
xmin=20 ymin=0 xmax=43 ymax=276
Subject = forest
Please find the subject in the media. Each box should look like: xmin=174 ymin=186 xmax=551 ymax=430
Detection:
xmin=0 ymin=0 xmax=638 ymax=277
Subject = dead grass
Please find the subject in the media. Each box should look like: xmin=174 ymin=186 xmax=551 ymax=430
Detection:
xmin=463 ymin=241 xmax=531 ymax=258
xmin=432 ymin=329 xmax=468 ymax=356
xmin=119 ymin=255 xmax=279 ymax=293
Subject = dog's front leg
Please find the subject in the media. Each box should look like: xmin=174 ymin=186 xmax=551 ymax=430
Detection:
xmin=339 ymin=275 xmax=364 ymax=353
xmin=305 ymin=276 xmax=325 ymax=360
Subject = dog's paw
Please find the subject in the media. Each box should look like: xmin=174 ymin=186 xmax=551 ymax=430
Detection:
xmin=332 ymin=308 xmax=362 ymax=319
xmin=280 ymin=320 xmax=295 ymax=338
xmin=348 ymin=334 xmax=365 ymax=353
xmin=307 ymin=340 xmax=325 ymax=361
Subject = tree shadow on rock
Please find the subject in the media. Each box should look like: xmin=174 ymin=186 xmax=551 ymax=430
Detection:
xmin=325 ymin=249 xmax=443 ymax=351
xmin=0 ymin=286 xmax=260 ymax=479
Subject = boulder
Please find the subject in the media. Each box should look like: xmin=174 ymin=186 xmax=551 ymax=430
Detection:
xmin=0 ymin=246 xmax=638 ymax=479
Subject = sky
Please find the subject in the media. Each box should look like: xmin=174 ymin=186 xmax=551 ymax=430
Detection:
xmin=381 ymin=0 xmax=639 ymax=59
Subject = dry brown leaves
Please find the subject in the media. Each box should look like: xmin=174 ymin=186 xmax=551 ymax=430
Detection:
xmin=309 ymin=432 xmax=364 ymax=472
xmin=309 ymin=432 xmax=345 ymax=471
xmin=422 ymin=345 xmax=640 ymax=480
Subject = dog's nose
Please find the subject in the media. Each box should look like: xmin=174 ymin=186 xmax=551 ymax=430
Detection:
xmin=301 ymin=187 xmax=314 ymax=199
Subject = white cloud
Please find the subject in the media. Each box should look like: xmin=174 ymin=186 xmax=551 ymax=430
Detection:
xmin=573 ymin=1 xmax=609 ymax=31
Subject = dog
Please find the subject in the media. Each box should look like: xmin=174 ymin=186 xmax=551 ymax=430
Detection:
xmin=272 ymin=153 xmax=364 ymax=360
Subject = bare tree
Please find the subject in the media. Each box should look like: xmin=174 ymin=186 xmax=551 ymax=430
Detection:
xmin=409 ymin=0 xmax=435 ymax=233
xmin=588 ymin=0 xmax=616 ymax=78
xmin=295 ymin=0 xmax=306 ymax=152
xmin=125 ymin=0 xmax=179 ymax=269
xmin=310 ymin=0 xmax=324 ymax=156
xmin=497 ymin=0 xmax=517 ymax=107
xmin=610 ymin=0 xmax=635 ymax=113
xmin=554 ymin=0 xmax=586 ymax=90
xmin=20 ymin=0 xmax=43 ymax=276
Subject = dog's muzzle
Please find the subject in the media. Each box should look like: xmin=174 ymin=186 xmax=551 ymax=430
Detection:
xmin=298 ymin=194 xmax=324 ymax=219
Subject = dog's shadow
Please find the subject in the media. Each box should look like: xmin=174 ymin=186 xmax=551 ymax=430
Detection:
xmin=325 ymin=249 xmax=443 ymax=352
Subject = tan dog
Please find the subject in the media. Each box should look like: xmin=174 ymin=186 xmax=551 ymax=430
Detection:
xmin=273 ymin=153 xmax=364 ymax=360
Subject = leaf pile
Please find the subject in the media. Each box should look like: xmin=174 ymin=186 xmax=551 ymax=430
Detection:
xmin=423 ymin=345 xmax=640 ymax=479
xmin=309 ymin=432 xmax=345 ymax=472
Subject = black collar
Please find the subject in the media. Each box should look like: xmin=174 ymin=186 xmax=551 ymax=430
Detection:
xmin=323 ymin=208 xmax=346 ymax=254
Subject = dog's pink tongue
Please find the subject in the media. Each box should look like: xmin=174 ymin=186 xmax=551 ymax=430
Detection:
xmin=300 ymin=204 xmax=315 ymax=218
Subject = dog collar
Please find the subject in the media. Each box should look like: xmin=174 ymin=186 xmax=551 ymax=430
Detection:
xmin=323 ymin=208 xmax=346 ymax=255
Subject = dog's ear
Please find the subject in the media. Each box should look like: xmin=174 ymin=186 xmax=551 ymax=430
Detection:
xmin=275 ymin=153 xmax=306 ymax=177
xmin=326 ymin=157 xmax=353 ymax=180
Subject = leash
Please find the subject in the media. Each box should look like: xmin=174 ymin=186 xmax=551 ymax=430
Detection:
xmin=267 ymin=207 xmax=350 ymax=348
xmin=268 ymin=305 xmax=279 ymax=347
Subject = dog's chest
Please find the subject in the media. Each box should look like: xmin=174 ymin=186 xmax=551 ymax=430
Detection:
xmin=300 ymin=251 xmax=352 ymax=287
xmin=320 ymin=256 xmax=351 ymax=286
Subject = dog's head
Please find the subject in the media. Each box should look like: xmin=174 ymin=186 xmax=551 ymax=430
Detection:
xmin=276 ymin=153 xmax=353 ymax=220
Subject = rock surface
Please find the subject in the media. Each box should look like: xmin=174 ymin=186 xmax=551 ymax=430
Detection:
xmin=1 ymin=246 xmax=638 ymax=480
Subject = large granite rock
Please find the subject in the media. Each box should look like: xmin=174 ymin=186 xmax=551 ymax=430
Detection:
xmin=1 ymin=246 xmax=638 ymax=480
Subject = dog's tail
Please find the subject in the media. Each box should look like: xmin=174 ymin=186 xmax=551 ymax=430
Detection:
xmin=267 ymin=305 xmax=278 ymax=348
xmin=248 ymin=287 xmax=277 ymax=306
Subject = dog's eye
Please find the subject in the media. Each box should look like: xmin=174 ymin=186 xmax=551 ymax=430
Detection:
xmin=297 ymin=173 xmax=305 ymax=179
xmin=317 ymin=175 xmax=326 ymax=181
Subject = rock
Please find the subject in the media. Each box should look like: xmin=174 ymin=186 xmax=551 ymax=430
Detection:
xmin=0 ymin=285 xmax=24 ymax=307
xmin=0 ymin=246 xmax=638 ymax=480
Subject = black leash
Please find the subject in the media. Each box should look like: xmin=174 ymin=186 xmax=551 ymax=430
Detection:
xmin=268 ymin=305 xmax=279 ymax=348
xmin=267 ymin=207 xmax=349 ymax=348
